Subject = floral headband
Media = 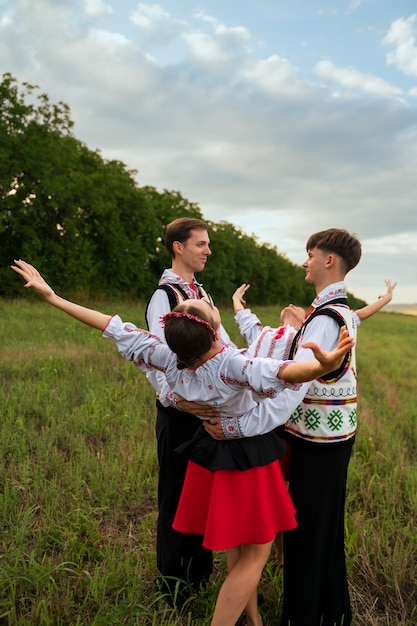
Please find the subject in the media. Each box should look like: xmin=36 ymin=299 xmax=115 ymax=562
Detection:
xmin=161 ymin=311 xmax=217 ymax=340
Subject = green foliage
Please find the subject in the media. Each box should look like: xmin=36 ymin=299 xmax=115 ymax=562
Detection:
xmin=1 ymin=73 xmax=363 ymax=308
xmin=0 ymin=74 xmax=161 ymax=298
xmin=191 ymin=219 xmax=316 ymax=306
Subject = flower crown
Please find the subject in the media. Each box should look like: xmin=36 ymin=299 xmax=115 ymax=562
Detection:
xmin=161 ymin=311 xmax=217 ymax=340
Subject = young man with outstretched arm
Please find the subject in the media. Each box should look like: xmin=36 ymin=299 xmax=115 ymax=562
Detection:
xmin=231 ymin=277 xmax=396 ymax=567
xmin=205 ymin=228 xmax=363 ymax=626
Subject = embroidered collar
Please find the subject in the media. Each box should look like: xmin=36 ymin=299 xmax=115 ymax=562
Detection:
xmin=159 ymin=269 xmax=204 ymax=299
xmin=310 ymin=282 xmax=347 ymax=311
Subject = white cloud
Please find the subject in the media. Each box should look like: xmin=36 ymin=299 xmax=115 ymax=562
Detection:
xmin=243 ymin=55 xmax=311 ymax=97
xmin=364 ymin=232 xmax=417 ymax=256
xmin=0 ymin=15 xmax=12 ymax=27
xmin=179 ymin=13 xmax=252 ymax=69
xmin=182 ymin=31 xmax=229 ymax=65
xmin=313 ymin=60 xmax=402 ymax=96
xmin=194 ymin=10 xmax=251 ymax=43
xmin=130 ymin=3 xmax=171 ymax=29
xmin=383 ymin=14 xmax=417 ymax=77
xmin=84 ymin=0 xmax=112 ymax=18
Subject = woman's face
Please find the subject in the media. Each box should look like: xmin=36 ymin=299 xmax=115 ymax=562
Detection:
xmin=181 ymin=297 xmax=221 ymax=330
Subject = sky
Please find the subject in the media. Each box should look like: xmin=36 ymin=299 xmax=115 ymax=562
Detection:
xmin=1 ymin=0 xmax=417 ymax=304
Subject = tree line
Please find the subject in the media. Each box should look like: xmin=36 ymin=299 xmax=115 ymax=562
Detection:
xmin=0 ymin=73 xmax=365 ymax=309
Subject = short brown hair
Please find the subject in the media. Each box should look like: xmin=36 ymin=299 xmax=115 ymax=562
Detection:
xmin=306 ymin=228 xmax=362 ymax=273
xmin=164 ymin=218 xmax=208 ymax=258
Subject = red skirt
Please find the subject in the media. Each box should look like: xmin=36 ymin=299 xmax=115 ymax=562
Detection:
xmin=173 ymin=460 xmax=297 ymax=551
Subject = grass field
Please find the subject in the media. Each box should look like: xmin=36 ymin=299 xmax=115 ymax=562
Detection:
xmin=385 ymin=304 xmax=417 ymax=317
xmin=0 ymin=297 xmax=416 ymax=625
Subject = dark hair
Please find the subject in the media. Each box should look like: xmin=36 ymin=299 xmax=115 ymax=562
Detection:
xmin=164 ymin=218 xmax=208 ymax=258
xmin=164 ymin=303 xmax=215 ymax=369
xmin=306 ymin=228 xmax=362 ymax=273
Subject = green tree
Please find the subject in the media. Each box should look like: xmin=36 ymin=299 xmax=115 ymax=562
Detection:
xmin=0 ymin=73 xmax=157 ymax=297
xmin=202 ymin=222 xmax=315 ymax=306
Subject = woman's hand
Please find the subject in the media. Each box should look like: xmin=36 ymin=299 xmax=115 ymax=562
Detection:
xmin=11 ymin=259 xmax=111 ymax=330
xmin=11 ymin=260 xmax=55 ymax=300
xmin=232 ymin=283 xmax=250 ymax=314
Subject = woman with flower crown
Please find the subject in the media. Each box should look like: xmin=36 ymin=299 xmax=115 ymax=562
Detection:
xmin=11 ymin=259 xmax=353 ymax=626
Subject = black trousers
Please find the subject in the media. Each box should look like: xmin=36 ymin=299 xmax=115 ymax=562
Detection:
xmin=155 ymin=401 xmax=213 ymax=597
xmin=280 ymin=437 xmax=355 ymax=626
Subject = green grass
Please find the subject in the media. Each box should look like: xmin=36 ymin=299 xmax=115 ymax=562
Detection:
xmin=0 ymin=298 xmax=416 ymax=625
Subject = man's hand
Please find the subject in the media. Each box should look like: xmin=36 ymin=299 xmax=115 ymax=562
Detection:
xmin=203 ymin=418 xmax=226 ymax=440
xmin=379 ymin=278 xmax=398 ymax=302
xmin=302 ymin=326 xmax=354 ymax=371
xmin=176 ymin=396 xmax=221 ymax=419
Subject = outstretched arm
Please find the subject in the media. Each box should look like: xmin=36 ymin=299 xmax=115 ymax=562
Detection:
xmin=356 ymin=279 xmax=397 ymax=322
xmin=278 ymin=326 xmax=354 ymax=383
xmin=11 ymin=260 xmax=111 ymax=331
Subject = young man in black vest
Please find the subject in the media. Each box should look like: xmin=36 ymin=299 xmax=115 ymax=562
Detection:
xmin=145 ymin=217 xmax=234 ymax=606
xmin=276 ymin=228 xmax=361 ymax=626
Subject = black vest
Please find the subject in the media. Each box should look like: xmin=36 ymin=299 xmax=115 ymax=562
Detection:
xmin=145 ymin=283 xmax=211 ymax=329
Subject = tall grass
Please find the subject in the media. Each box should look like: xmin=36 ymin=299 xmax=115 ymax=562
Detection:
xmin=347 ymin=313 xmax=417 ymax=625
xmin=0 ymin=298 xmax=416 ymax=625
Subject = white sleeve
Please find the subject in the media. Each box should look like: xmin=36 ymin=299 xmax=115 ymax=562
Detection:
xmin=295 ymin=315 xmax=341 ymax=353
xmin=222 ymin=315 xmax=340 ymax=438
xmin=219 ymin=323 xmax=237 ymax=348
xmin=221 ymin=382 xmax=310 ymax=438
xmin=102 ymin=315 xmax=175 ymax=373
xmin=223 ymin=352 xmax=299 ymax=398
xmin=146 ymin=289 xmax=169 ymax=338
xmin=235 ymin=308 xmax=263 ymax=346
xmin=144 ymin=289 xmax=173 ymax=402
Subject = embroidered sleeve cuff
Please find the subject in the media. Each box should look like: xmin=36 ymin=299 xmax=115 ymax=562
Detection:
xmin=276 ymin=361 xmax=303 ymax=390
xmin=167 ymin=392 xmax=178 ymax=409
xmin=221 ymin=415 xmax=244 ymax=439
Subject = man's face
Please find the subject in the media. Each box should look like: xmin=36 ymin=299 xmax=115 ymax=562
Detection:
xmin=302 ymin=247 xmax=328 ymax=285
xmin=179 ymin=228 xmax=212 ymax=273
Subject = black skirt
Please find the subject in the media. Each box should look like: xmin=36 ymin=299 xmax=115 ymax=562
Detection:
xmin=176 ymin=426 xmax=287 ymax=472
